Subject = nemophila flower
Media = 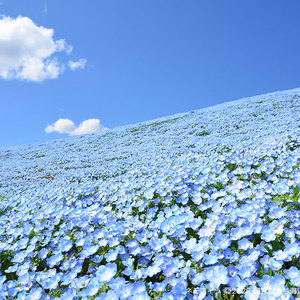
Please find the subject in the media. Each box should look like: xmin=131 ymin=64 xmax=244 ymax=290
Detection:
xmin=193 ymin=286 xmax=206 ymax=299
xmin=191 ymin=273 xmax=205 ymax=285
xmin=285 ymin=241 xmax=300 ymax=257
xmin=16 ymin=261 xmax=30 ymax=276
xmin=38 ymin=248 xmax=49 ymax=259
xmin=239 ymin=265 xmax=254 ymax=279
xmin=58 ymin=238 xmax=73 ymax=252
xmin=47 ymin=252 xmax=64 ymax=267
xmin=284 ymin=228 xmax=296 ymax=242
xmin=81 ymin=244 xmax=99 ymax=258
xmin=118 ymin=282 xmax=133 ymax=299
xmin=12 ymin=251 xmax=27 ymax=263
xmin=244 ymin=285 xmax=260 ymax=300
xmin=145 ymin=264 xmax=161 ymax=277
xmin=17 ymin=273 xmax=30 ymax=285
xmin=131 ymin=268 xmax=143 ymax=280
xmin=84 ymin=284 xmax=99 ymax=296
xmin=204 ymin=265 xmax=228 ymax=289
xmin=203 ymin=251 xmax=219 ymax=265
xmin=97 ymin=289 xmax=119 ymax=300
xmin=60 ymin=289 xmax=77 ymax=300
xmin=238 ymin=238 xmax=252 ymax=251
xmin=163 ymin=260 xmax=179 ymax=277
xmin=5 ymin=264 xmax=18 ymax=273
xmin=132 ymin=281 xmax=146 ymax=294
xmin=152 ymin=280 xmax=168 ymax=293
xmin=269 ymin=257 xmax=283 ymax=271
xmin=259 ymin=275 xmax=272 ymax=293
xmin=228 ymin=266 xmax=237 ymax=277
xmin=228 ymin=275 xmax=247 ymax=294
xmin=268 ymin=205 xmax=287 ymax=219
xmin=96 ymin=263 xmax=117 ymax=282
xmin=261 ymin=227 xmax=276 ymax=242
xmin=92 ymin=255 xmax=103 ymax=264
xmin=284 ymin=266 xmax=299 ymax=280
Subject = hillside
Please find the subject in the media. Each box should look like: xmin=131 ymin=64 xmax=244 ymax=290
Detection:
xmin=0 ymin=88 xmax=300 ymax=299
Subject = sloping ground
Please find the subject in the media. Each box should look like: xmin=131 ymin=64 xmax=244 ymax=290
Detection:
xmin=0 ymin=88 xmax=299 ymax=299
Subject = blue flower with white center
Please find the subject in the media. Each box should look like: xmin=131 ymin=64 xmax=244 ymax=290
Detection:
xmin=258 ymin=275 xmax=271 ymax=293
xmin=268 ymin=275 xmax=286 ymax=297
xmin=11 ymin=251 xmax=26 ymax=263
xmin=163 ymin=260 xmax=178 ymax=277
xmin=97 ymin=290 xmax=119 ymax=300
xmin=269 ymin=258 xmax=283 ymax=271
xmin=16 ymin=261 xmax=30 ymax=276
xmin=228 ymin=275 xmax=247 ymax=294
xmin=118 ymin=283 xmax=133 ymax=299
xmin=5 ymin=264 xmax=18 ymax=273
xmin=91 ymin=254 xmax=103 ymax=264
xmin=237 ymin=238 xmax=252 ymax=251
xmin=44 ymin=273 xmax=61 ymax=289
xmin=96 ymin=263 xmax=117 ymax=282
xmin=145 ymin=265 xmax=161 ymax=277
xmin=38 ymin=248 xmax=49 ymax=259
xmin=17 ymin=273 xmax=30 ymax=285
xmin=191 ymin=273 xmax=205 ymax=285
xmin=284 ymin=266 xmax=299 ymax=280
xmin=204 ymin=265 xmax=228 ymax=289
xmin=104 ymin=249 xmax=118 ymax=262
xmin=132 ymin=281 xmax=146 ymax=294
xmin=60 ymin=289 xmax=77 ymax=300
xmin=291 ymin=274 xmax=300 ymax=287
xmin=193 ymin=286 xmax=206 ymax=299
xmin=130 ymin=268 xmax=143 ymax=280
xmin=238 ymin=265 xmax=253 ymax=279
xmin=59 ymin=238 xmax=73 ymax=252
xmin=268 ymin=205 xmax=286 ymax=219
xmin=47 ymin=252 xmax=63 ymax=267
xmin=76 ymin=237 xmax=85 ymax=247
xmin=25 ymin=287 xmax=43 ymax=300
xmin=81 ymin=244 xmax=98 ymax=258
xmin=261 ymin=227 xmax=276 ymax=242
xmin=203 ymin=251 xmax=219 ymax=265
xmin=244 ymin=285 xmax=260 ymax=300
xmin=84 ymin=284 xmax=100 ymax=296
xmin=285 ymin=241 xmax=300 ymax=257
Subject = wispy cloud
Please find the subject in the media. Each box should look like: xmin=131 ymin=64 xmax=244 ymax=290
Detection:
xmin=0 ymin=15 xmax=86 ymax=82
xmin=68 ymin=58 xmax=87 ymax=71
xmin=45 ymin=118 xmax=108 ymax=136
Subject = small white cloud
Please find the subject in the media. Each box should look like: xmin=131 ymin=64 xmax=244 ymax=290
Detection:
xmin=68 ymin=58 xmax=87 ymax=71
xmin=0 ymin=15 xmax=83 ymax=82
xmin=45 ymin=118 xmax=76 ymax=134
xmin=45 ymin=118 xmax=108 ymax=136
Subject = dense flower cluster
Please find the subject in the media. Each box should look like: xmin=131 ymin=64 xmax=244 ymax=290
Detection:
xmin=0 ymin=88 xmax=300 ymax=299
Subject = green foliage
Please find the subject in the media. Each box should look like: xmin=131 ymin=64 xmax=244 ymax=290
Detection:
xmin=0 ymin=250 xmax=18 ymax=282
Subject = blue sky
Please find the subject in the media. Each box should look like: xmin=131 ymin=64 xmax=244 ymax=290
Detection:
xmin=1 ymin=0 xmax=300 ymax=147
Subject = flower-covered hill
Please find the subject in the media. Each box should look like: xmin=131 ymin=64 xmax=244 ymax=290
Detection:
xmin=0 ymin=88 xmax=299 ymax=299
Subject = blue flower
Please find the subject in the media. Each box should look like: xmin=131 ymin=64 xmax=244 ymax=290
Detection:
xmin=47 ymin=252 xmax=64 ymax=267
xmin=244 ymin=285 xmax=260 ymax=300
xmin=96 ymin=263 xmax=117 ymax=282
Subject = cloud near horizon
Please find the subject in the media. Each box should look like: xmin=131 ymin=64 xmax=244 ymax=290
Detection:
xmin=45 ymin=118 xmax=108 ymax=136
xmin=0 ymin=15 xmax=86 ymax=81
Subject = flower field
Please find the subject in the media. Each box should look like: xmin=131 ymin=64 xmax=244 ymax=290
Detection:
xmin=0 ymin=88 xmax=300 ymax=299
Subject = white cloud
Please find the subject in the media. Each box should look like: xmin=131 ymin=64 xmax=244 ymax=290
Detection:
xmin=45 ymin=118 xmax=108 ymax=136
xmin=45 ymin=118 xmax=76 ymax=134
xmin=68 ymin=58 xmax=87 ymax=71
xmin=0 ymin=15 xmax=85 ymax=81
